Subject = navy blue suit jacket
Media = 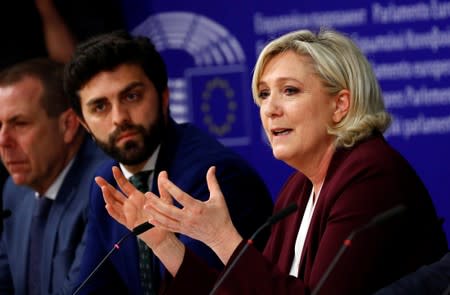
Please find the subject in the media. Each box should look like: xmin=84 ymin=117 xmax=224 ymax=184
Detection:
xmin=374 ymin=252 xmax=450 ymax=295
xmin=0 ymin=137 xmax=108 ymax=294
xmin=76 ymin=120 xmax=273 ymax=294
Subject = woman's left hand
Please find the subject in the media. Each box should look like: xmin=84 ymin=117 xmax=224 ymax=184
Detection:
xmin=144 ymin=166 xmax=243 ymax=264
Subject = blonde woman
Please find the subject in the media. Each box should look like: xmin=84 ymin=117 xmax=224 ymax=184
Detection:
xmin=99 ymin=29 xmax=447 ymax=294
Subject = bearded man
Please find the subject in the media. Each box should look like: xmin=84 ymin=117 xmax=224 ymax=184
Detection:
xmin=64 ymin=30 xmax=274 ymax=295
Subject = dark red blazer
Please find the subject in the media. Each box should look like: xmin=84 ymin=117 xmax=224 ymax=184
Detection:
xmin=165 ymin=134 xmax=448 ymax=295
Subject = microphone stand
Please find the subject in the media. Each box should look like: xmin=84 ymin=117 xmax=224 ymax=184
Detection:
xmin=73 ymin=222 xmax=153 ymax=295
xmin=311 ymin=205 xmax=406 ymax=295
xmin=208 ymin=224 xmax=266 ymax=295
xmin=209 ymin=203 xmax=298 ymax=295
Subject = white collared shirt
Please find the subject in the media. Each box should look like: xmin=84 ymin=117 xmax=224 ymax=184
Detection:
xmin=120 ymin=145 xmax=161 ymax=189
xmin=289 ymin=186 xmax=321 ymax=277
xmin=35 ymin=158 xmax=75 ymax=200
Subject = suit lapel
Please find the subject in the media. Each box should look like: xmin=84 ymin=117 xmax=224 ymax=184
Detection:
xmin=40 ymin=147 xmax=84 ymax=289
xmin=41 ymin=183 xmax=76 ymax=290
xmin=15 ymin=192 xmax=35 ymax=290
xmin=269 ymin=176 xmax=311 ymax=274
xmin=297 ymin=148 xmax=348 ymax=279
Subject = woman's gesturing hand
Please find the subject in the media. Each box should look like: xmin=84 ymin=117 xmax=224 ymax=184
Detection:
xmin=144 ymin=166 xmax=243 ymax=264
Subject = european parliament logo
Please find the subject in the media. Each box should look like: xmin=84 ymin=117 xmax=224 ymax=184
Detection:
xmin=186 ymin=66 xmax=250 ymax=146
xmin=132 ymin=11 xmax=251 ymax=147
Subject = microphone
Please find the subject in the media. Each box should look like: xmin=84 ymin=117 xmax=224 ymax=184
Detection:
xmin=72 ymin=222 xmax=153 ymax=295
xmin=132 ymin=221 xmax=153 ymax=235
xmin=1 ymin=209 xmax=11 ymax=219
xmin=311 ymin=204 xmax=407 ymax=295
xmin=209 ymin=203 xmax=298 ymax=295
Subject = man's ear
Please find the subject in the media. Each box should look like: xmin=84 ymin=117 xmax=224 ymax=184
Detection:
xmin=332 ymin=89 xmax=350 ymax=123
xmin=59 ymin=109 xmax=81 ymax=143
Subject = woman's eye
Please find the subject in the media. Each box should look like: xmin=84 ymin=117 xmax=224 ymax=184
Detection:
xmin=258 ymin=90 xmax=270 ymax=99
xmin=284 ymin=87 xmax=299 ymax=95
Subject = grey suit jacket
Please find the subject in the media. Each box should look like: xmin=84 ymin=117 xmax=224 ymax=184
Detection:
xmin=0 ymin=137 xmax=108 ymax=294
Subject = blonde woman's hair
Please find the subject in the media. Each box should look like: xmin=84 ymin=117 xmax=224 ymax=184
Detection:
xmin=252 ymin=29 xmax=391 ymax=148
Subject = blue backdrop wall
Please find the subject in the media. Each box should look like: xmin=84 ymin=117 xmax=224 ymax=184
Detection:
xmin=120 ymin=0 xmax=450 ymax=242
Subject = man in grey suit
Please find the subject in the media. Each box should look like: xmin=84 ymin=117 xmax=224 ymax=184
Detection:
xmin=0 ymin=58 xmax=108 ymax=294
